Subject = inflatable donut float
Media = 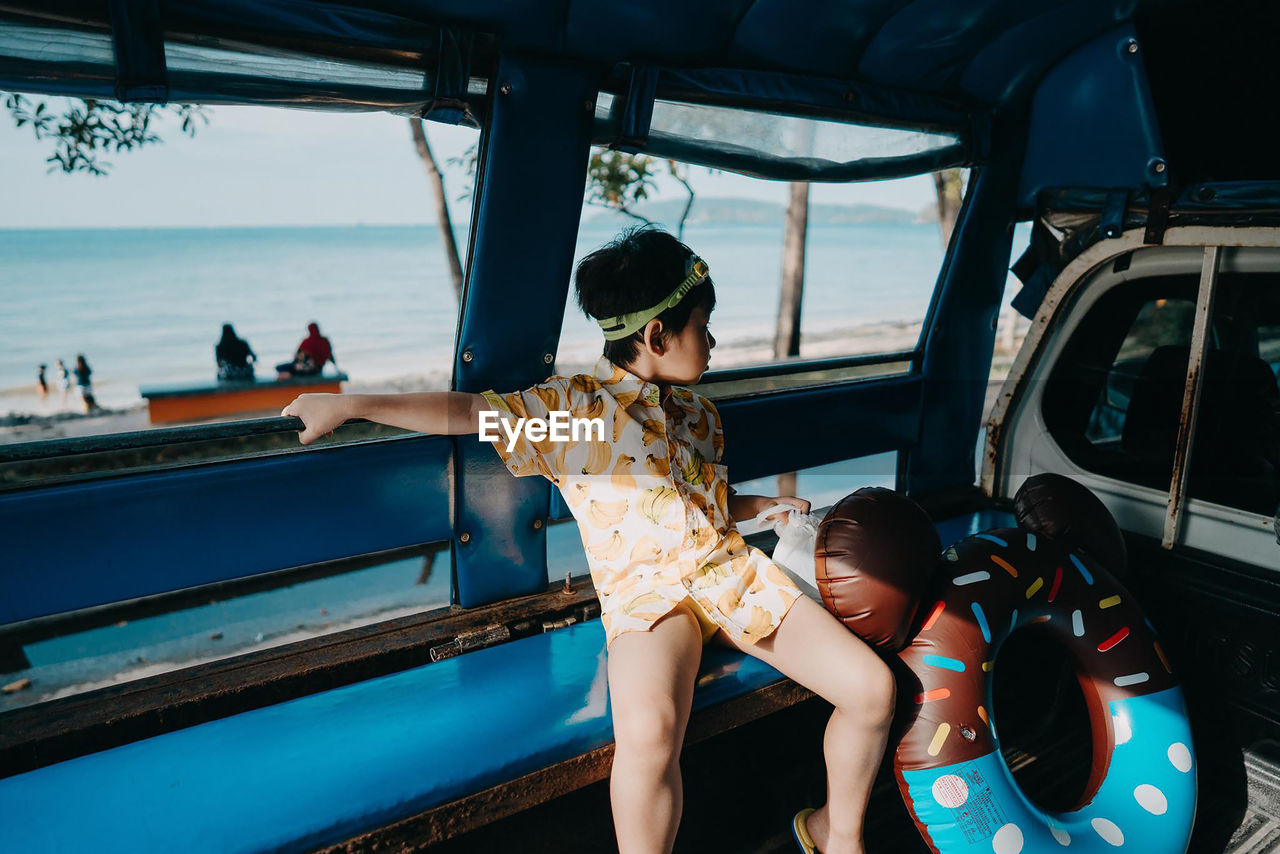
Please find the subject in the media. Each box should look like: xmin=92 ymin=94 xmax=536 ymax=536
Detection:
xmin=815 ymin=477 xmax=1196 ymax=854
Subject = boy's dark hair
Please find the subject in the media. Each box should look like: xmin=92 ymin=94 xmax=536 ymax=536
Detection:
xmin=574 ymin=227 xmax=716 ymax=366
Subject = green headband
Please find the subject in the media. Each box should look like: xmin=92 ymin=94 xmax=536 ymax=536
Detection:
xmin=597 ymin=257 xmax=710 ymax=341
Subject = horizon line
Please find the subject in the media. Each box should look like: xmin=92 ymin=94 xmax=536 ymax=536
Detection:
xmin=0 ymin=196 xmax=928 ymax=231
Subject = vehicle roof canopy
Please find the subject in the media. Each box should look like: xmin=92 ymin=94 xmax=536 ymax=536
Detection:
xmin=0 ymin=1 xmax=1275 ymax=185
xmin=0 ymin=0 xmax=1155 ymax=106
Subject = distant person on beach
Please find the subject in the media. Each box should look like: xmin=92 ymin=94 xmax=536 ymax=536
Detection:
xmin=55 ymin=359 xmax=71 ymax=402
xmin=216 ymin=323 xmax=257 ymax=382
xmin=74 ymin=354 xmax=96 ymax=413
xmin=276 ymin=322 xmax=336 ymax=379
xmin=36 ymin=364 xmax=48 ymax=401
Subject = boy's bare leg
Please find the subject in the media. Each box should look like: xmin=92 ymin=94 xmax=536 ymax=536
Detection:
xmin=606 ymin=603 xmax=705 ymax=854
xmin=712 ymin=595 xmax=895 ymax=854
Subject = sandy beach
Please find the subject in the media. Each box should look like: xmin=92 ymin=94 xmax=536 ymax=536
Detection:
xmin=1 ymin=310 xmax=1031 ymax=452
xmin=1 ymin=319 xmax=952 ymax=447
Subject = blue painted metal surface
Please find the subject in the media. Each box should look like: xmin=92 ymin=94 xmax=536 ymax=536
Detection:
xmin=933 ymin=509 xmax=1015 ymax=549
xmin=957 ymin=0 xmax=1138 ymax=106
xmin=718 ymin=376 xmax=923 ymax=483
xmin=1 ymin=512 xmax=1007 ymax=853
xmin=0 ymin=620 xmax=785 ymax=853
xmin=1017 ymin=25 xmax=1165 ymax=211
xmin=0 ymin=436 xmax=451 ymax=625
xmin=905 ymin=114 xmax=1025 ymax=496
xmin=451 ymin=54 xmax=598 ymax=609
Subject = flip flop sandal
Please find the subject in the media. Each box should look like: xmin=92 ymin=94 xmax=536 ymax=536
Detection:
xmin=791 ymin=807 xmax=817 ymax=853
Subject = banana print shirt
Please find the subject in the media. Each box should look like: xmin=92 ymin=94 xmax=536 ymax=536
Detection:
xmin=482 ymin=357 xmax=803 ymax=647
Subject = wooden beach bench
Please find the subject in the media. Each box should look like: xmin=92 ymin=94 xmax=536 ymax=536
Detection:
xmin=139 ymin=372 xmax=349 ymax=424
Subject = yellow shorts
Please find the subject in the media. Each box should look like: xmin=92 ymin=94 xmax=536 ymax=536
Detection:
xmin=680 ymin=595 xmax=721 ymax=645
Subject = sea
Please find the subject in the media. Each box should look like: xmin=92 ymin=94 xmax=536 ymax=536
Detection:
xmin=0 ymin=219 xmax=956 ymax=414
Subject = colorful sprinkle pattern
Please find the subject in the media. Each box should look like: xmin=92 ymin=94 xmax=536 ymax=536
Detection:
xmin=895 ymin=528 xmax=1195 ymax=853
xmin=900 ymin=689 xmax=1195 ymax=853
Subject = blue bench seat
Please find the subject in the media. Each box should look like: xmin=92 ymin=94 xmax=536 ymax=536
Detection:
xmin=0 ymin=621 xmax=789 ymax=852
xmin=0 ymin=510 xmax=1010 ymax=852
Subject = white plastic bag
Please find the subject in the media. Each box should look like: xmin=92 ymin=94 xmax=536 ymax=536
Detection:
xmin=750 ymin=504 xmax=823 ymax=601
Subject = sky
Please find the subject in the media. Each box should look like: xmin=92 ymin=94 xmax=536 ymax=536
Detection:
xmin=0 ymin=101 xmax=938 ymax=229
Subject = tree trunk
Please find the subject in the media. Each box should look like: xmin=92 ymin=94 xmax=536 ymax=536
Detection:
xmin=933 ymin=168 xmax=964 ymax=249
xmin=774 ymin=181 xmax=809 ymax=498
xmin=774 ymin=181 xmax=809 ymax=359
xmin=410 ymin=118 xmax=465 ymax=301
xmin=775 ymin=471 xmax=798 ymax=500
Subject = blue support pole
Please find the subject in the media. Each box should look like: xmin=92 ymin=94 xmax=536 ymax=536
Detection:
xmin=451 ymin=55 xmax=598 ymax=608
xmin=905 ymin=114 xmax=1026 ymax=497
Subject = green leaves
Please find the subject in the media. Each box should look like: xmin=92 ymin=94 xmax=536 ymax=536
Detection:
xmin=3 ymin=93 xmax=209 ymax=176
xmin=584 ymin=151 xmax=699 ymax=237
xmin=586 ymin=150 xmax=658 ymax=224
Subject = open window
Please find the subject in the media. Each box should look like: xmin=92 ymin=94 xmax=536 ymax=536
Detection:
xmin=1186 ymin=274 xmax=1280 ymax=516
xmin=543 ymin=136 xmax=968 ymax=575
xmin=0 ymin=99 xmax=478 ymax=709
xmin=560 ymin=153 xmax=963 ymax=393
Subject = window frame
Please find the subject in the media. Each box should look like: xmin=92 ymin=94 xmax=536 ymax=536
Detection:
xmin=985 ymin=228 xmax=1280 ymax=570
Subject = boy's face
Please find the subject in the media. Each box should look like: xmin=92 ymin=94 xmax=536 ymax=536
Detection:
xmin=650 ymin=305 xmax=716 ymax=385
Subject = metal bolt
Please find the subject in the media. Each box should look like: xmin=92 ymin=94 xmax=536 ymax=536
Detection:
xmin=1126 ymin=39 xmax=1139 ymax=54
xmin=1154 ymin=160 xmax=1166 ymax=174
xmin=462 ymin=349 xmax=474 ymax=363
xmin=459 ymin=532 xmax=471 ymax=544
xmin=533 ymin=518 xmax=544 ymax=530
xmin=499 ymin=81 xmax=512 ymax=96
xmin=543 ymin=352 xmax=554 ymax=364
xmin=562 ymin=572 xmax=573 ymax=594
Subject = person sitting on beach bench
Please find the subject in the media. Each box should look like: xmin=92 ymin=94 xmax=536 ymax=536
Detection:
xmin=277 ymin=322 xmax=336 ymax=380
xmin=216 ymin=323 xmax=257 ymax=382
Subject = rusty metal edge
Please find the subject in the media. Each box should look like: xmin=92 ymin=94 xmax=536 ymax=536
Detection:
xmin=982 ymin=225 xmax=1280 ymax=500
xmin=981 ymin=230 xmax=1148 ymax=498
xmin=317 ymin=680 xmax=818 ymax=852
xmin=1162 ymin=245 xmax=1221 ymax=548
xmin=0 ymin=577 xmax=599 ymax=777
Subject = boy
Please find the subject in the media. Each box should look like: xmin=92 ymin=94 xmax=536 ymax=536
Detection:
xmin=283 ymin=229 xmax=894 ymax=854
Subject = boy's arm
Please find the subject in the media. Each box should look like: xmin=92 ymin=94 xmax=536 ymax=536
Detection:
xmin=728 ymin=493 xmax=811 ymax=524
xmin=283 ymin=391 xmax=488 ymax=445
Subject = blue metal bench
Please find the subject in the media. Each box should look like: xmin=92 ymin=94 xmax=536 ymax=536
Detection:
xmin=0 ymin=510 xmax=1009 ymax=852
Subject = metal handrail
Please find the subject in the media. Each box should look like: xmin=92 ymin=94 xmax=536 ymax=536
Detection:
xmin=0 ymin=416 xmax=369 ymax=464
xmin=698 ymin=349 xmax=917 ymax=385
xmin=4 ymin=353 xmax=918 ymax=465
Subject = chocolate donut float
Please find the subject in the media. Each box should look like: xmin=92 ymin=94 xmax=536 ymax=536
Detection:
xmin=815 ymin=482 xmax=1197 ymax=854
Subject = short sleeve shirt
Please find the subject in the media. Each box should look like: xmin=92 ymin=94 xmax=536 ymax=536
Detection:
xmin=482 ymin=357 xmax=803 ymax=647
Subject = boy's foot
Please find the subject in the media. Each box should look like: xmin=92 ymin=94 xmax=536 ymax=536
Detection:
xmin=791 ymin=807 xmax=817 ymax=853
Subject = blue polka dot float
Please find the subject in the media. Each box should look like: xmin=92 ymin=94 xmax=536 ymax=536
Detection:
xmin=814 ymin=476 xmax=1196 ymax=854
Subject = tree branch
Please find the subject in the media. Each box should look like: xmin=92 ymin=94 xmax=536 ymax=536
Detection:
xmin=410 ymin=118 xmax=465 ymax=302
